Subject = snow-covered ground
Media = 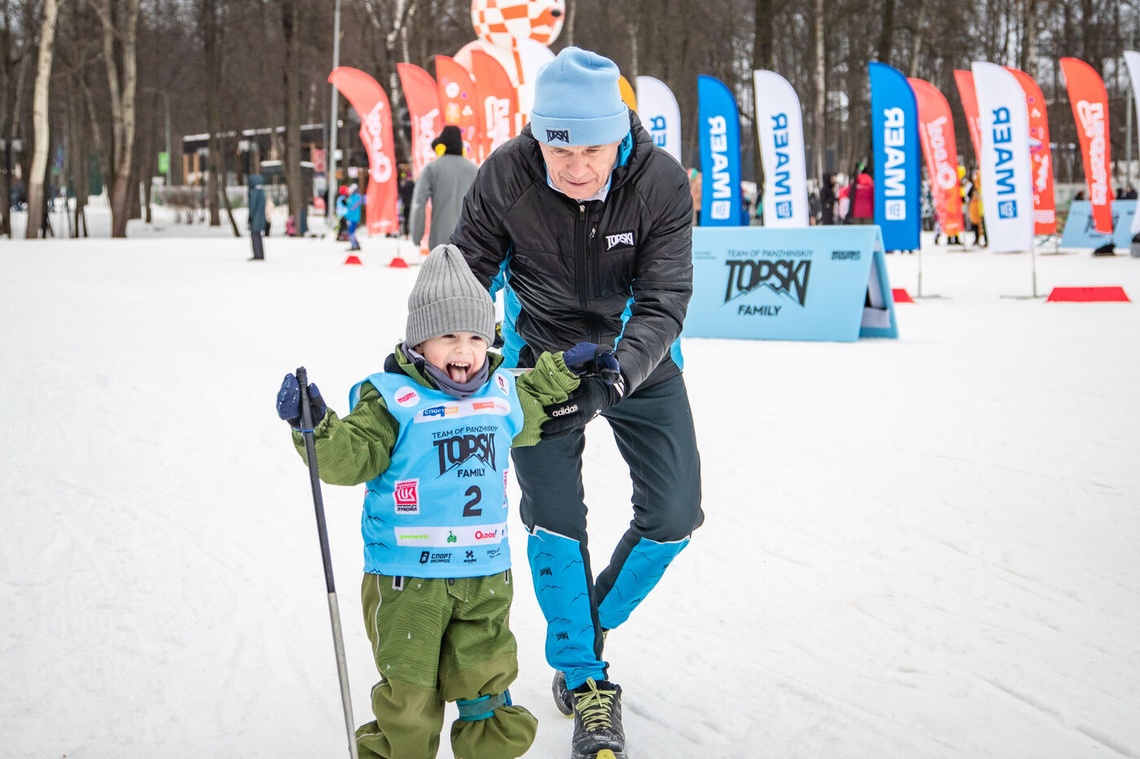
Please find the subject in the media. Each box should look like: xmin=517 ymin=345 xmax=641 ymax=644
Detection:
xmin=3 ymin=204 xmax=1139 ymax=758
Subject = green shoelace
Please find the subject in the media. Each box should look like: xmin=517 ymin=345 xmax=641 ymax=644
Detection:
xmin=574 ymin=679 xmax=617 ymax=731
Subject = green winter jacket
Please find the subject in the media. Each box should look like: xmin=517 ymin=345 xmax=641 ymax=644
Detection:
xmin=291 ymin=345 xmax=580 ymax=486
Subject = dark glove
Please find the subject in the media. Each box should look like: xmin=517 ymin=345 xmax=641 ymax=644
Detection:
xmin=562 ymin=342 xmax=621 ymax=384
xmin=542 ymin=378 xmax=624 ymax=439
xmin=276 ymin=373 xmax=326 ymax=429
xmin=542 ymin=345 xmax=624 ymax=439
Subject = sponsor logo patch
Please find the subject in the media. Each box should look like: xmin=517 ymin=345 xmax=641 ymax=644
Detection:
xmin=393 ymin=479 xmax=419 ymax=513
xmin=606 ymin=231 xmax=635 ymax=250
xmin=394 ymin=387 xmax=420 ymax=407
xmin=545 ymin=129 xmax=571 ymax=143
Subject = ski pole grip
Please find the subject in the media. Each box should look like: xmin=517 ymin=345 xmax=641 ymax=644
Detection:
xmin=296 ymin=366 xmax=313 ymax=429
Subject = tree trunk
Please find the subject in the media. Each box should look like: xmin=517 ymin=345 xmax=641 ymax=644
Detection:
xmin=201 ymin=0 xmax=222 ymax=226
xmin=1021 ymin=0 xmax=1040 ymax=79
xmin=876 ymin=0 xmax=897 ymax=65
xmin=97 ymin=0 xmax=141 ymax=239
xmin=908 ymin=0 xmax=928 ymax=77
xmin=564 ymin=0 xmax=577 ymax=47
xmin=752 ymin=0 xmax=775 ymax=192
xmin=1 ymin=0 xmax=15 ymax=238
xmin=282 ymin=0 xmax=302 ymax=234
xmin=25 ymin=0 xmax=59 ymax=240
xmin=811 ymin=0 xmax=825 ymax=180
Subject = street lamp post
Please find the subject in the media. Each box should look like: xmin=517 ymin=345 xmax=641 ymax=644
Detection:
xmin=327 ymin=0 xmax=342 ymax=225
xmin=144 ymin=87 xmax=172 ymax=188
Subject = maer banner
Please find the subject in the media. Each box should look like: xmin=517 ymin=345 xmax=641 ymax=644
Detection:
xmin=684 ymin=226 xmax=898 ymax=342
xmin=752 ymin=70 xmax=809 ymax=227
xmin=869 ymin=62 xmax=921 ymax=251
xmin=636 ymin=75 xmax=682 ymax=164
xmin=697 ymin=75 xmax=743 ymax=226
xmin=971 ymin=62 xmax=1034 ymax=253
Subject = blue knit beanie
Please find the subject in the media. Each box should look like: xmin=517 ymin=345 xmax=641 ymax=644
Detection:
xmin=530 ymin=47 xmax=629 ymax=147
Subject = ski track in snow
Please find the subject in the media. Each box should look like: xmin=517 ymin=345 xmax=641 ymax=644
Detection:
xmin=3 ymin=208 xmax=1140 ymax=758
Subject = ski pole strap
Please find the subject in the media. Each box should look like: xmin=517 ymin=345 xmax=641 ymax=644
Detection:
xmin=456 ymin=689 xmax=512 ymax=721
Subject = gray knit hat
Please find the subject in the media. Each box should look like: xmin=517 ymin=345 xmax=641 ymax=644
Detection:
xmin=405 ymin=244 xmax=495 ymax=348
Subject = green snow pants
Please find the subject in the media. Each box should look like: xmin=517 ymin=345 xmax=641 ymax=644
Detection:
xmin=355 ymin=571 xmax=537 ymax=759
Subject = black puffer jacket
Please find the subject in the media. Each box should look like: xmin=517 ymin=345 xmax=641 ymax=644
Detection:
xmin=451 ymin=112 xmax=693 ymax=393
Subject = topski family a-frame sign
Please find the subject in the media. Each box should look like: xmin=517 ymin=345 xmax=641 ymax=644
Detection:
xmin=684 ymin=226 xmax=899 ymax=342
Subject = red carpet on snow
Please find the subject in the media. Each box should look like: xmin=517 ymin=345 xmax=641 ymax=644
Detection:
xmin=1045 ymin=286 xmax=1130 ymax=302
xmin=892 ymin=288 xmax=915 ymax=303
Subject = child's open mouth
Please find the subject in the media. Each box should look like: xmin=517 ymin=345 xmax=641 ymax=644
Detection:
xmin=447 ymin=362 xmax=471 ymax=383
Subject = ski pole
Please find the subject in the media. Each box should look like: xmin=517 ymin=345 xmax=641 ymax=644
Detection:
xmin=296 ymin=366 xmax=359 ymax=759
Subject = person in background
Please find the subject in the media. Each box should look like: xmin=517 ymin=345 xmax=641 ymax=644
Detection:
xmin=247 ymin=173 xmax=266 ymax=261
xmin=397 ymin=164 xmax=415 ymax=239
xmin=344 ymin=183 xmax=363 ymax=251
xmin=276 ymin=244 xmax=622 ymax=759
xmin=410 ymin=125 xmax=478 ymax=251
xmin=948 ymin=166 xmax=968 ymax=245
xmin=847 ymin=164 xmax=874 ymax=224
xmin=819 ymin=173 xmax=837 ymax=225
xmin=334 ymin=185 xmax=350 ymax=242
xmin=807 ymin=179 xmax=821 ymax=225
xmin=836 ymin=174 xmax=851 ymax=222
xmin=920 ymin=179 xmax=934 ymax=232
xmin=968 ymin=171 xmax=986 ymax=247
xmin=451 ymin=46 xmax=704 ymax=759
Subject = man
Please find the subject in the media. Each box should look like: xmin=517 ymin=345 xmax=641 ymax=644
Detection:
xmin=410 ymin=125 xmax=478 ymax=250
xmin=451 ymin=46 xmax=704 ymax=759
xmin=247 ymin=173 xmax=267 ymax=261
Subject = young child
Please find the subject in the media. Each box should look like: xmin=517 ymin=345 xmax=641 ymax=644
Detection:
xmin=276 ymin=244 xmax=620 ymax=759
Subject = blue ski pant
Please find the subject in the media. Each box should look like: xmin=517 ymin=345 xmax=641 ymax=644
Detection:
xmin=512 ymin=372 xmax=704 ymax=688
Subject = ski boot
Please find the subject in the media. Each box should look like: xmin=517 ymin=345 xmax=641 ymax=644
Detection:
xmin=553 ymin=670 xmax=574 ymax=716
xmin=570 ymin=678 xmax=625 ymax=759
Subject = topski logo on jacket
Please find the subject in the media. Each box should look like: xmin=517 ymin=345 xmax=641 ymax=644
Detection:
xmin=606 ymin=231 xmax=635 ymax=250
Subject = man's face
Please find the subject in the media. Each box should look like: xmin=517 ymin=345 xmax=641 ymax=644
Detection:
xmin=539 ymin=141 xmax=621 ymax=200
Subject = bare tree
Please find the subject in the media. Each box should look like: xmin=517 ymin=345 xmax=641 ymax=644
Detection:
xmin=1 ymin=0 xmax=39 ymax=238
xmin=25 ymin=0 xmax=60 ymax=239
xmin=92 ymin=0 xmax=141 ymax=238
xmin=360 ymin=0 xmax=418 ymax=163
xmin=811 ymin=0 xmax=825 ymax=181
xmin=197 ymin=0 xmax=223 ymax=226
xmin=906 ymin=0 xmax=928 ymax=77
xmin=282 ymin=0 xmax=303 ymax=231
